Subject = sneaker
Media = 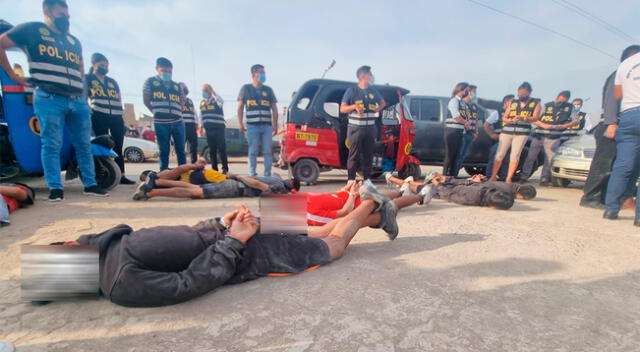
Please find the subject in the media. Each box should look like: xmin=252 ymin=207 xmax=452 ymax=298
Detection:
xmin=419 ymin=185 xmax=433 ymax=205
xmin=83 ymin=186 xmax=109 ymax=197
xmin=399 ymin=182 xmax=413 ymax=196
xmin=403 ymin=176 xmax=414 ymax=183
xmin=359 ymin=184 xmax=390 ymax=212
xmin=132 ymin=183 xmax=150 ymax=201
xmin=384 ymin=172 xmax=394 ymax=187
xmin=120 ymin=177 xmax=136 ymax=185
xmin=48 ymin=189 xmax=64 ymax=202
xmin=145 ymin=171 xmax=158 ymax=190
xmin=363 ymin=179 xmax=376 ymax=189
xmin=423 ymin=171 xmax=437 ymax=184
xmin=379 ymin=201 xmax=399 ymax=240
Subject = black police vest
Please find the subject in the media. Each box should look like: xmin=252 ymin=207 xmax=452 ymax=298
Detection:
xmin=200 ymin=98 xmax=225 ymax=126
xmin=348 ymin=86 xmax=380 ymax=127
xmin=242 ymin=85 xmax=273 ymax=125
xmin=182 ymin=98 xmax=197 ymax=124
xmin=25 ymin=23 xmax=84 ymax=96
xmin=148 ymin=77 xmax=183 ymax=123
xmin=86 ymin=74 xmax=123 ymax=117
xmin=502 ymin=98 xmax=540 ymax=135
xmin=535 ymin=101 xmax=573 ymax=138
xmin=563 ymin=111 xmax=586 ymax=137
xmin=468 ymin=103 xmax=478 ymax=130
xmin=490 ymin=109 xmax=504 ymax=134
xmin=445 ymin=97 xmax=468 ymax=130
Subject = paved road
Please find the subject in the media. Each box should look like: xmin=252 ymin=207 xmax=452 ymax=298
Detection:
xmin=1 ymin=160 xmax=639 ymax=351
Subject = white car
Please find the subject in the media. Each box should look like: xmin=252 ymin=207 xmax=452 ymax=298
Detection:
xmin=123 ymin=137 xmax=159 ymax=163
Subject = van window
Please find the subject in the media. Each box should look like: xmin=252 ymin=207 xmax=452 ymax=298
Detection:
xmin=410 ymin=98 xmax=440 ymax=121
xmin=294 ymin=84 xmax=319 ymax=111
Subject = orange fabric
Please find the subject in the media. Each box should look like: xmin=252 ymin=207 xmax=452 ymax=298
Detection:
xmin=267 ymin=265 xmax=321 ymax=277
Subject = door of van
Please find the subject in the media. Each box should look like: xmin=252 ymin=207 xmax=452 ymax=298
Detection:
xmin=408 ymin=96 xmax=445 ymax=164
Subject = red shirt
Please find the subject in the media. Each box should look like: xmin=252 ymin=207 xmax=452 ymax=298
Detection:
xmin=306 ymin=191 xmax=361 ymax=226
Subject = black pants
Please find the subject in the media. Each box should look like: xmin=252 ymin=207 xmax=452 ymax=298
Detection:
xmin=184 ymin=122 xmax=198 ymax=163
xmin=582 ymin=123 xmax=616 ymax=204
xmin=92 ymin=112 xmax=125 ymax=174
xmin=347 ymin=126 xmax=376 ymax=180
xmin=204 ymin=124 xmax=228 ymax=172
xmin=443 ymin=128 xmax=464 ymax=176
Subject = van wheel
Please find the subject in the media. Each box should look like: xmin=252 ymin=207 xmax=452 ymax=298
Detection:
xmin=124 ymin=147 xmax=145 ymax=163
xmin=552 ymin=176 xmax=570 ymax=188
xmin=399 ymin=163 xmax=421 ymax=180
xmin=292 ymin=159 xmax=320 ymax=184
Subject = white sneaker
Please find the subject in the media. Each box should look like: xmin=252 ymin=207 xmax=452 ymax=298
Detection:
xmin=363 ymin=179 xmax=376 ymax=189
xmin=403 ymin=176 xmax=414 ymax=183
xmin=399 ymin=182 xmax=413 ymax=196
xmin=419 ymin=185 xmax=433 ymax=205
xmin=384 ymin=172 xmax=394 ymax=187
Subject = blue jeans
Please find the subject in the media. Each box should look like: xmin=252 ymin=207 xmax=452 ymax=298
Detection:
xmin=33 ymin=88 xmax=96 ymax=190
xmin=486 ymin=142 xmax=499 ymax=177
xmin=605 ymin=109 xmax=640 ymax=216
xmin=247 ymin=124 xmax=273 ymax=177
xmin=454 ymin=132 xmax=474 ymax=176
xmin=155 ymin=121 xmax=187 ymax=171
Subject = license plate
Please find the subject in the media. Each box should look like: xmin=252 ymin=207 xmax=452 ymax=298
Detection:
xmin=295 ymin=132 xmax=319 ymax=142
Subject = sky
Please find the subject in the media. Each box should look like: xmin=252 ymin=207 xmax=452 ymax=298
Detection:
xmin=2 ymin=0 xmax=639 ymax=120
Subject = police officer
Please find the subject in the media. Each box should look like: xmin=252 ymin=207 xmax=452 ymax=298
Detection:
xmin=86 ymin=53 xmax=135 ymax=185
xmin=454 ymin=84 xmax=479 ymax=176
xmin=142 ymin=57 xmax=187 ymax=171
xmin=179 ymin=82 xmax=199 ymax=163
xmin=444 ymin=82 xmax=471 ymax=176
xmin=521 ymin=91 xmax=577 ymax=186
xmin=490 ymin=82 xmax=541 ymax=183
xmin=484 ymin=95 xmax=514 ymax=177
xmin=0 ymin=0 xmax=108 ymax=201
xmin=340 ymin=65 xmax=387 ymax=187
xmin=237 ymin=64 xmax=278 ymax=177
xmin=562 ymin=98 xmax=586 ymax=140
xmin=201 ymin=83 xmax=228 ymax=173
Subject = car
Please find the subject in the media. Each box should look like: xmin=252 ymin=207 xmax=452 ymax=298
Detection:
xmin=123 ymin=136 xmax=159 ymax=163
xmin=196 ymin=120 xmax=280 ymax=163
xmin=551 ymin=134 xmax=595 ymax=187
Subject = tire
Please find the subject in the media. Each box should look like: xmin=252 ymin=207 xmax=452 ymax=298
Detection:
xmin=464 ymin=166 xmax=486 ymax=177
xmin=292 ymin=158 xmax=320 ymax=184
xmin=124 ymin=147 xmax=145 ymax=163
xmin=201 ymin=147 xmax=211 ymax=164
xmin=398 ymin=163 xmax=421 ymax=180
xmin=551 ymin=176 xmax=570 ymax=188
xmin=94 ymin=157 xmax=121 ymax=191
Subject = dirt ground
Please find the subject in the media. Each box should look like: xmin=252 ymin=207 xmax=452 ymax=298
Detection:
xmin=1 ymin=159 xmax=639 ymax=352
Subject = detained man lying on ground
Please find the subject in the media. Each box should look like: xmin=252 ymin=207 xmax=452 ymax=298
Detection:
xmin=0 ymin=183 xmax=35 ymax=226
xmin=306 ymin=181 xmax=429 ymax=226
xmin=133 ymin=171 xmax=300 ymax=200
xmin=51 ymin=185 xmax=398 ymax=307
xmin=385 ymin=173 xmax=521 ymax=210
xmin=138 ymin=158 xmax=227 ymax=186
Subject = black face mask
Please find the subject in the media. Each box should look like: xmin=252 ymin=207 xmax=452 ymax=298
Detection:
xmin=54 ymin=16 xmax=70 ymax=33
xmin=96 ymin=66 xmax=108 ymax=75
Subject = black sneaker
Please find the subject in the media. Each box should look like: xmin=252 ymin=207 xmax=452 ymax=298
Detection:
xmin=120 ymin=177 xmax=136 ymax=185
xmin=48 ymin=189 xmax=64 ymax=202
xmin=83 ymin=186 xmax=109 ymax=197
xmin=144 ymin=171 xmax=158 ymax=190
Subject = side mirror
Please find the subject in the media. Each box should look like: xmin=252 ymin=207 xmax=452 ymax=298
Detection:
xmin=323 ymin=102 xmax=340 ymax=118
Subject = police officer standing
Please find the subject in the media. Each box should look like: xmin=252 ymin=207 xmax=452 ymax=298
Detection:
xmin=201 ymin=83 xmax=228 ymax=173
xmin=454 ymin=84 xmax=479 ymax=176
xmin=484 ymin=95 xmax=514 ymax=177
xmin=142 ymin=57 xmax=187 ymax=171
xmin=562 ymin=98 xmax=586 ymax=141
xmin=340 ymin=66 xmax=386 ymax=187
xmin=521 ymin=91 xmax=577 ymax=186
xmin=0 ymin=0 xmax=108 ymax=201
xmin=179 ymin=82 xmax=199 ymax=163
xmin=86 ymin=53 xmax=135 ymax=185
xmin=444 ymin=82 xmax=471 ymax=176
xmin=237 ymin=64 xmax=278 ymax=177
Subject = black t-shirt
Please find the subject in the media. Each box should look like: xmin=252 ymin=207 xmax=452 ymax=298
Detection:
xmin=246 ymin=176 xmax=290 ymax=197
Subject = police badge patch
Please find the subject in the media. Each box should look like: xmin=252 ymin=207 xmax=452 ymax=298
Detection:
xmin=66 ymin=35 xmax=75 ymax=45
xmin=262 ymin=91 xmax=268 ymax=97
xmin=153 ymin=81 xmax=160 ymax=87
xmin=39 ymin=27 xmax=50 ymax=36
xmin=108 ymin=82 xmax=115 ymax=88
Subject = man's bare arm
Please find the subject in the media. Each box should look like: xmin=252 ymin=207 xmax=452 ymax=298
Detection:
xmin=0 ymin=35 xmax=27 ymax=86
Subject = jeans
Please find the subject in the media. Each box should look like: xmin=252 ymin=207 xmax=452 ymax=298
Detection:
xmin=582 ymin=123 xmax=617 ymax=204
xmin=204 ymin=124 xmax=229 ymax=172
xmin=443 ymin=128 xmax=463 ymax=176
xmin=486 ymin=142 xmax=499 ymax=177
xmin=92 ymin=112 xmax=125 ymax=174
xmin=605 ymin=109 xmax=640 ymax=216
xmin=184 ymin=122 xmax=199 ymax=163
xmin=33 ymin=88 xmax=96 ymax=190
xmin=522 ymin=136 xmax=561 ymax=182
xmin=247 ymin=124 xmax=273 ymax=177
xmin=454 ymin=131 xmax=474 ymax=177
xmin=155 ymin=121 xmax=186 ymax=171
xmin=347 ymin=125 xmax=376 ymax=180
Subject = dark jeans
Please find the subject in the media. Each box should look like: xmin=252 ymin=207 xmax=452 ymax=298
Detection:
xmin=605 ymin=109 xmax=640 ymax=216
xmin=92 ymin=112 xmax=125 ymax=174
xmin=347 ymin=125 xmax=376 ymax=180
xmin=204 ymin=124 xmax=228 ymax=172
xmin=582 ymin=123 xmax=616 ymax=204
xmin=184 ymin=122 xmax=198 ymax=163
xmin=155 ymin=121 xmax=186 ymax=171
xmin=454 ymin=131 xmax=474 ymax=177
xmin=443 ymin=128 xmax=464 ymax=176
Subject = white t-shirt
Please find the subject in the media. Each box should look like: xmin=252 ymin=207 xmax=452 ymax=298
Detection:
xmin=615 ymin=52 xmax=640 ymax=112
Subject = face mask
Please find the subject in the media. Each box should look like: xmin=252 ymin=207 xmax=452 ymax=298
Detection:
xmin=182 ymin=88 xmax=189 ymax=95
xmin=519 ymin=94 xmax=529 ymax=100
xmin=54 ymin=15 xmax=70 ymax=33
xmin=161 ymin=72 xmax=172 ymax=81
xmin=258 ymin=73 xmax=266 ymax=83
xmin=471 ymin=92 xmax=478 ymax=103
xmin=96 ymin=66 xmax=108 ymax=75
xmin=203 ymin=92 xmax=211 ymax=99
xmin=574 ymin=105 xmax=582 ymax=112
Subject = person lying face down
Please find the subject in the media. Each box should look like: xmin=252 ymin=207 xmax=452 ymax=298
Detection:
xmin=133 ymin=171 xmax=300 ymax=201
xmin=305 ymin=181 xmax=427 ymax=226
xmin=50 ymin=185 xmax=399 ymax=307
xmin=138 ymin=157 xmax=227 ymax=186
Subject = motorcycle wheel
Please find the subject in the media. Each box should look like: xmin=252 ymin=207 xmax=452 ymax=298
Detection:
xmin=94 ymin=156 xmax=121 ymax=191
